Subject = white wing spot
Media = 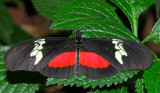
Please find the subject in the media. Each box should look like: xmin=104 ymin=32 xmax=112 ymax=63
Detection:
xmin=30 ymin=39 xmax=45 ymax=65
xmin=112 ymin=39 xmax=127 ymax=64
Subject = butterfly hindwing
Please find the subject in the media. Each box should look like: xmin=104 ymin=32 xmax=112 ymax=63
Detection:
xmin=5 ymin=36 xmax=153 ymax=79
xmin=79 ymin=52 xmax=118 ymax=79
xmin=79 ymin=38 xmax=153 ymax=78
xmin=79 ymin=44 xmax=118 ymax=79
xmin=5 ymin=37 xmax=76 ymax=78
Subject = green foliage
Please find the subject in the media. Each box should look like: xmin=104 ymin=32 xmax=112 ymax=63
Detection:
xmin=89 ymin=85 xmax=127 ymax=93
xmin=110 ymin=0 xmax=155 ymax=37
xmin=0 ymin=51 xmax=39 ymax=93
xmin=143 ymin=61 xmax=160 ymax=93
xmin=72 ymin=19 xmax=139 ymax=42
xmin=50 ymin=0 xmax=123 ymax=30
xmin=0 ymin=1 xmax=13 ymax=44
xmin=0 ymin=46 xmax=10 ymax=51
xmin=135 ymin=78 xmax=145 ymax=93
xmin=47 ymin=71 xmax=138 ymax=88
xmin=2 ymin=0 xmax=19 ymax=4
xmin=142 ymin=18 xmax=160 ymax=44
xmin=32 ymin=0 xmax=75 ymax=20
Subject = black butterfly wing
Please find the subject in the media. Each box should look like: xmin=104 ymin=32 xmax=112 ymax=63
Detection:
xmin=79 ymin=38 xmax=153 ymax=79
xmin=5 ymin=37 xmax=76 ymax=78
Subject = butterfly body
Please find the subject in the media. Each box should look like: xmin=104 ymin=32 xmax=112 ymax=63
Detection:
xmin=4 ymin=31 xmax=153 ymax=79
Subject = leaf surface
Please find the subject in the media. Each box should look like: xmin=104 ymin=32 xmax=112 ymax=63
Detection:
xmin=110 ymin=0 xmax=155 ymax=36
xmin=50 ymin=0 xmax=123 ymax=30
xmin=135 ymin=78 xmax=145 ymax=93
xmin=47 ymin=71 xmax=138 ymax=89
xmin=89 ymin=85 xmax=127 ymax=93
xmin=143 ymin=61 xmax=160 ymax=93
xmin=32 ymin=0 xmax=75 ymax=20
xmin=0 ymin=1 xmax=13 ymax=44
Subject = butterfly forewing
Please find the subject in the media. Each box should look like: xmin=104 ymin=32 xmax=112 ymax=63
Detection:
xmin=79 ymin=38 xmax=153 ymax=76
xmin=5 ymin=37 xmax=76 ymax=78
xmin=5 ymin=36 xmax=153 ymax=79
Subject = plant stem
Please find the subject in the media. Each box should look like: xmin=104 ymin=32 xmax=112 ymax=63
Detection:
xmin=132 ymin=19 xmax=138 ymax=37
xmin=152 ymin=52 xmax=159 ymax=61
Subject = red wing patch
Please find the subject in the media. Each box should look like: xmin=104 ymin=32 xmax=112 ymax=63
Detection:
xmin=79 ymin=52 xmax=110 ymax=68
xmin=48 ymin=52 xmax=76 ymax=68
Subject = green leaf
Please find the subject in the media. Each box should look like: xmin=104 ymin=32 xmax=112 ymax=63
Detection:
xmin=89 ymin=85 xmax=127 ymax=93
xmin=50 ymin=0 xmax=123 ymax=30
xmin=143 ymin=61 xmax=160 ymax=93
xmin=74 ymin=19 xmax=139 ymax=42
xmin=47 ymin=70 xmax=138 ymax=89
xmin=0 ymin=1 xmax=13 ymax=44
xmin=2 ymin=0 xmax=19 ymax=4
xmin=142 ymin=18 xmax=160 ymax=44
xmin=110 ymin=0 xmax=155 ymax=37
xmin=0 ymin=46 xmax=10 ymax=52
xmin=50 ymin=0 xmax=139 ymax=41
xmin=32 ymin=0 xmax=74 ymax=20
xmin=135 ymin=78 xmax=145 ymax=93
xmin=0 ymin=51 xmax=40 ymax=93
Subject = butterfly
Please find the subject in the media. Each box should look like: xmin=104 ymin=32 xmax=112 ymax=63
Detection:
xmin=4 ymin=31 xmax=153 ymax=79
